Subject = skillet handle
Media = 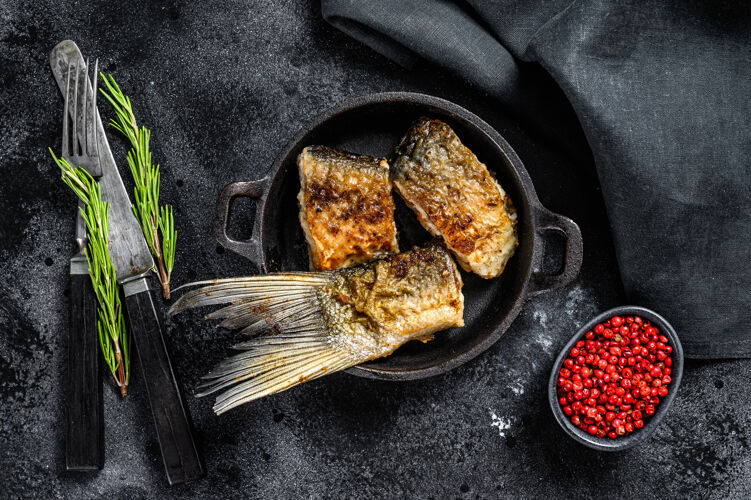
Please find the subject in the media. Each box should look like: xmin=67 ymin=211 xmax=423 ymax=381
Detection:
xmin=214 ymin=178 xmax=268 ymax=270
xmin=528 ymin=205 xmax=583 ymax=296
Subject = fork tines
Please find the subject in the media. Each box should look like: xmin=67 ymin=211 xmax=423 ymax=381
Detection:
xmin=62 ymin=56 xmax=100 ymax=176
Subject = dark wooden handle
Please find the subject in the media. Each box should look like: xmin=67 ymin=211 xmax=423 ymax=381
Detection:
xmin=66 ymin=273 xmax=104 ymax=471
xmin=124 ymin=287 xmax=203 ymax=485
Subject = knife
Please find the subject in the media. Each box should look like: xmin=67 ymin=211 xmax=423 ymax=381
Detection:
xmin=51 ymin=40 xmax=203 ymax=485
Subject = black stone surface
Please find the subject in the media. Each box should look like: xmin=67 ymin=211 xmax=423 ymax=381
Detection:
xmin=1 ymin=1 xmax=749 ymax=498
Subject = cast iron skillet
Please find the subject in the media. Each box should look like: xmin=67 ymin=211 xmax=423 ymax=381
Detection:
xmin=214 ymin=92 xmax=583 ymax=381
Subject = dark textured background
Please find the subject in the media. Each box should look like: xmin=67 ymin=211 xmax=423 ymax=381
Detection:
xmin=1 ymin=1 xmax=749 ymax=498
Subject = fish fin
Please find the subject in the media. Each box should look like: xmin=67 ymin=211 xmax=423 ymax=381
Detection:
xmin=169 ymin=275 xmax=329 ymax=335
xmin=168 ymin=275 xmax=328 ymax=315
xmin=171 ymin=274 xmax=365 ymax=413
xmin=197 ymin=334 xmax=361 ymax=415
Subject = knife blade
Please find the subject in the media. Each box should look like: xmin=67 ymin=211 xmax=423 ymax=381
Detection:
xmin=51 ymin=41 xmax=154 ymax=279
xmin=50 ymin=40 xmax=203 ymax=485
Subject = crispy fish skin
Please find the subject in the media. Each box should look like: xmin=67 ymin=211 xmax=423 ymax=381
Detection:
xmin=170 ymin=241 xmax=463 ymax=413
xmin=297 ymin=145 xmax=399 ymax=271
xmin=319 ymin=240 xmax=464 ymax=358
xmin=392 ymin=117 xmax=518 ymax=279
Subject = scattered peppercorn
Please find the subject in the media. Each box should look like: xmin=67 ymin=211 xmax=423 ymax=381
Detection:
xmin=557 ymin=315 xmax=673 ymax=439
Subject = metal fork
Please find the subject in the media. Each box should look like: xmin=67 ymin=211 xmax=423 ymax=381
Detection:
xmin=60 ymin=56 xmax=105 ymax=471
xmin=64 ymin=58 xmax=100 ymax=268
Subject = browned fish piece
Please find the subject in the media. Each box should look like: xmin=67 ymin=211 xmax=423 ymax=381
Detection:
xmin=170 ymin=241 xmax=464 ymax=413
xmin=297 ymin=146 xmax=399 ymax=270
xmin=391 ymin=117 xmax=518 ymax=279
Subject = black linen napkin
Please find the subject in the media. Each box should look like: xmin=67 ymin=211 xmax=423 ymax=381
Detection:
xmin=321 ymin=0 xmax=751 ymax=358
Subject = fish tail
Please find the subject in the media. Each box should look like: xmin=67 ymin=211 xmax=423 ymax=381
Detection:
xmin=169 ymin=274 xmax=362 ymax=414
xmin=198 ymin=335 xmax=357 ymax=414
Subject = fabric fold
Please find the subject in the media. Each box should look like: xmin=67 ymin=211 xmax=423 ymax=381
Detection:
xmin=322 ymin=0 xmax=589 ymax=156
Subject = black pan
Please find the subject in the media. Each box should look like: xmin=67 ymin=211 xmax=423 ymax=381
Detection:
xmin=215 ymin=92 xmax=583 ymax=381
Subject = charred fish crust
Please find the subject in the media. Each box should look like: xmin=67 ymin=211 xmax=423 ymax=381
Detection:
xmin=384 ymin=242 xmax=439 ymax=279
xmin=452 ymin=237 xmax=475 ymax=255
xmin=301 ymin=145 xmax=383 ymax=166
xmin=392 ymin=255 xmax=411 ymax=279
xmin=392 ymin=117 xmax=518 ymax=279
xmin=297 ymin=145 xmax=399 ymax=271
xmin=306 ymin=182 xmax=390 ymax=225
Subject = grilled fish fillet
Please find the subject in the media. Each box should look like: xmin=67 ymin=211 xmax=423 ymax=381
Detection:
xmin=392 ymin=117 xmax=518 ymax=279
xmin=170 ymin=241 xmax=463 ymax=414
xmin=297 ymin=146 xmax=399 ymax=270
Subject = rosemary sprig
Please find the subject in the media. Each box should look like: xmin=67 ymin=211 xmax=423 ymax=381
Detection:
xmin=50 ymin=150 xmax=130 ymax=396
xmin=99 ymin=74 xmax=177 ymax=299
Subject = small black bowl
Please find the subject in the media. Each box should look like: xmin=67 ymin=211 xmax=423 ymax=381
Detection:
xmin=548 ymin=305 xmax=684 ymax=451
